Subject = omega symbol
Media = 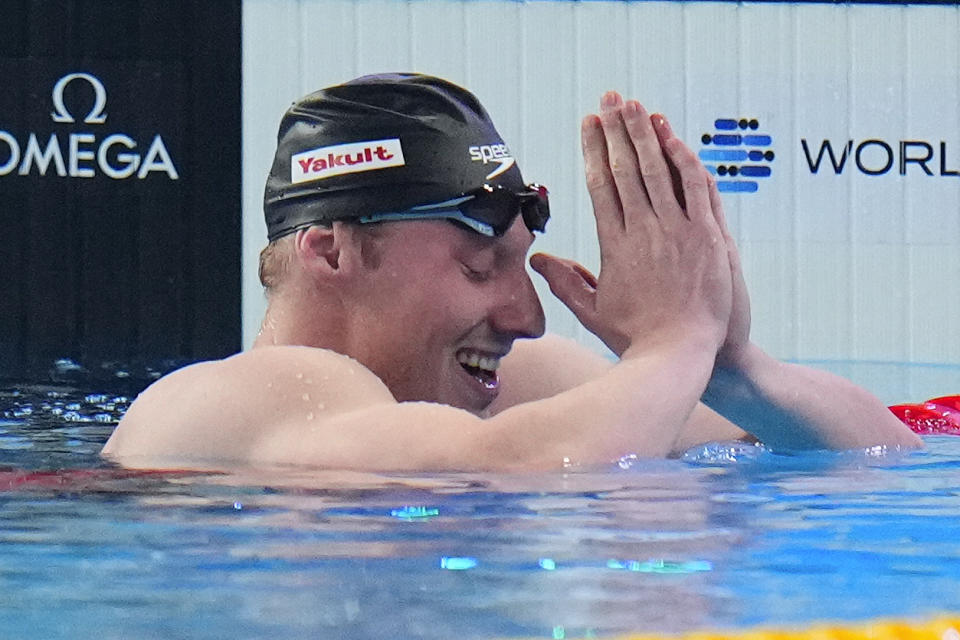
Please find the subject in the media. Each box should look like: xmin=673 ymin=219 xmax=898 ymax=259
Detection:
xmin=50 ymin=72 xmax=108 ymax=125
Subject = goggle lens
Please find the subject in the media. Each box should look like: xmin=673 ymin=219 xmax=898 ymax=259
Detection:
xmin=459 ymin=183 xmax=550 ymax=236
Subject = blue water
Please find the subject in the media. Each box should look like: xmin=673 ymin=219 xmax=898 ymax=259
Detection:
xmin=1 ymin=379 xmax=960 ymax=639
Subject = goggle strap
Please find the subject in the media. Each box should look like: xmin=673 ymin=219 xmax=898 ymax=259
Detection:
xmin=406 ymin=195 xmax=475 ymax=212
xmin=357 ymin=183 xmax=548 ymax=236
xmin=357 ymin=210 xmax=496 ymax=236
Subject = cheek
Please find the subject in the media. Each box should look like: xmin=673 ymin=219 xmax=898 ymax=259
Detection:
xmin=363 ymin=259 xmax=481 ymax=340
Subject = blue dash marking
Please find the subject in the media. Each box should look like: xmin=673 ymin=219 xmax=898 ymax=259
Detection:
xmin=743 ymin=134 xmax=772 ymax=146
xmin=699 ymin=149 xmax=747 ymax=162
xmin=712 ymin=134 xmax=742 ymax=146
xmin=739 ymin=165 xmax=771 ymax=177
xmin=717 ymin=181 xmax=758 ymax=193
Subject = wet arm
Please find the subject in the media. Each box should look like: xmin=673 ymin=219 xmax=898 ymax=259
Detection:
xmin=701 ymin=343 xmax=921 ymax=451
xmin=259 ymin=335 xmax=721 ymax=471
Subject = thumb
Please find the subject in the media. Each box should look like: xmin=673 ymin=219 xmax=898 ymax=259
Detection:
xmin=529 ymin=253 xmax=598 ymax=322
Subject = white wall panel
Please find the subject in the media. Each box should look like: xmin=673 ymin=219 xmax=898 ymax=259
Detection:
xmin=242 ymin=1 xmax=960 ymax=392
xmin=794 ymin=5 xmax=851 ymax=245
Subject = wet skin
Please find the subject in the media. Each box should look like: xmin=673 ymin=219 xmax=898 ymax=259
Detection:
xmin=340 ymin=216 xmax=546 ymax=414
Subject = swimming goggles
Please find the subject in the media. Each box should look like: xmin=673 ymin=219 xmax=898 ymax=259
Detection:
xmin=358 ymin=183 xmax=549 ymax=237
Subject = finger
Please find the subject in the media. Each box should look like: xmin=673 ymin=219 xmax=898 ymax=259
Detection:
xmin=708 ymin=175 xmax=733 ymax=242
xmin=708 ymin=176 xmax=744 ymax=271
xmin=581 ymin=112 xmax=623 ymax=249
xmin=622 ymin=102 xmax=682 ymax=222
xmin=529 ymin=253 xmax=598 ymax=324
xmin=658 ymin=125 xmax=711 ymax=224
xmin=651 ymin=112 xmax=686 ymax=210
xmin=598 ymin=94 xmax=651 ymax=227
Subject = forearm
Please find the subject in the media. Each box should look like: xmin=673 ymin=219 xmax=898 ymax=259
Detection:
xmin=702 ymin=343 xmax=922 ymax=451
xmin=671 ymin=403 xmax=753 ymax=456
xmin=489 ymin=335 xmax=720 ymax=467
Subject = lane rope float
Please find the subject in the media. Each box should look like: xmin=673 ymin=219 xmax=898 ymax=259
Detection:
xmin=890 ymin=394 xmax=960 ymax=435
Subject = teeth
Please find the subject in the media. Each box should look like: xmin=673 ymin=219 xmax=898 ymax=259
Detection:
xmin=457 ymin=351 xmax=501 ymax=372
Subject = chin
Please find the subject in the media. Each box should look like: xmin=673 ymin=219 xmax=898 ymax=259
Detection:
xmin=445 ymin=392 xmax=493 ymax=416
xmin=406 ymin=386 xmax=490 ymax=416
xmin=387 ymin=371 xmax=493 ymax=415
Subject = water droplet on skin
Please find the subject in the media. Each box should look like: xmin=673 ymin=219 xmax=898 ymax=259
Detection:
xmin=305 ymin=378 xmax=313 ymax=384
xmin=306 ymin=412 xmax=314 ymax=421
xmin=317 ymin=403 xmax=325 ymax=410
xmin=296 ymin=373 xmax=303 ymax=380
xmin=266 ymin=382 xmax=273 ymax=389
xmin=302 ymin=393 xmax=310 ymax=401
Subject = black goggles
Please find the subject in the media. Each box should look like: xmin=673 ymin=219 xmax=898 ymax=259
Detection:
xmin=358 ymin=183 xmax=550 ymax=237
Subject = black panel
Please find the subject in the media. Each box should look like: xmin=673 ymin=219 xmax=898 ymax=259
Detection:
xmin=0 ymin=0 xmax=241 ymax=386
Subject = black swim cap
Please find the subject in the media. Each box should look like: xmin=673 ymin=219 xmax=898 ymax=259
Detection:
xmin=263 ymin=73 xmax=537 ymax=242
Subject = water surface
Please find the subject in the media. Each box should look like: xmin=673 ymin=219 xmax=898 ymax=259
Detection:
xmin=1 ymin=382 xmax=959 ymax=639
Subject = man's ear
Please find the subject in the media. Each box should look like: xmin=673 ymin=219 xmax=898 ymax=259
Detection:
xmin=294 ymin=225 xmax=341 ymax=274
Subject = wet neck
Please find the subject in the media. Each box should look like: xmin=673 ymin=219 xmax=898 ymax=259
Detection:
xmin=253 ymin=289 xmax=346 ymax=351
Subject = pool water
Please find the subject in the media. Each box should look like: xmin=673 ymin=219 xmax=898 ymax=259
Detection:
xmin=1 ymin=381 xmax=959 ymax=639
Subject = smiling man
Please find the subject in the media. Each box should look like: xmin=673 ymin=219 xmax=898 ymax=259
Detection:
xmin=102 ymin=74 xmax=920 ymax=471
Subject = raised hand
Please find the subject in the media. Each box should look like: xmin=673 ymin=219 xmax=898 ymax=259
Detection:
xmin=531 ymin=92 xmax=732 ymax=359
xmin=706 ymin=174 xmax=752 ymax=368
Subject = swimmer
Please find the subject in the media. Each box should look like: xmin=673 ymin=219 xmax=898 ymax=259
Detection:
xmin=102 ymin=74 xmax=921 ymax=470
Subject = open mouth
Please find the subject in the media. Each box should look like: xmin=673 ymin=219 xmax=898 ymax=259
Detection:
xmin=456 ymin=350 xmax=501 ymax=389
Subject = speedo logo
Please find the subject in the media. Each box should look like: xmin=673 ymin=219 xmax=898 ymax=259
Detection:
xmin=469 ymin=143 xmax=515 ymax=180
xmin=291 ymin=138 xmax=405 ymax=184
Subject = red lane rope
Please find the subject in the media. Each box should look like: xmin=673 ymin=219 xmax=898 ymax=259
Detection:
xmin=889 ymin=394 xmax=960 ymax=435
xmin=0 ymin=468 xmax=212 ymax=491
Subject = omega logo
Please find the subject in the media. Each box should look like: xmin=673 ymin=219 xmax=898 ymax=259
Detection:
xmin=0 ymin=71 xmax=179 ymax=180
xmin=50 ymin=72 xmax=108 ymax=124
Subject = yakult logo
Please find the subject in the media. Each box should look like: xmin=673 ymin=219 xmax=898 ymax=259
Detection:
xmin=291 ymin=139 xmax=405 ymax=184
xmin=469 ymin=143 xmax=515 ymax=180
xmin=0 ymin=72 xmax=179 ymax=180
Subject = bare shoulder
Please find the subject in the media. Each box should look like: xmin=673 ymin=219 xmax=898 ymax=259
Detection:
xmin=488 ymin=334 xmax=614 ymax=413
xmin=103 ymin=346 xmax=394 ymax=464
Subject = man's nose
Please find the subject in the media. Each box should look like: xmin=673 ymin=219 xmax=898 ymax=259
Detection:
xmin=490 ymin=272 xmax=546 ymax=339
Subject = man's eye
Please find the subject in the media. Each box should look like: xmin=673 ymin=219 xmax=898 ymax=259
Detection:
xmin=462 ymin=264 xmax=491 ymax=282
